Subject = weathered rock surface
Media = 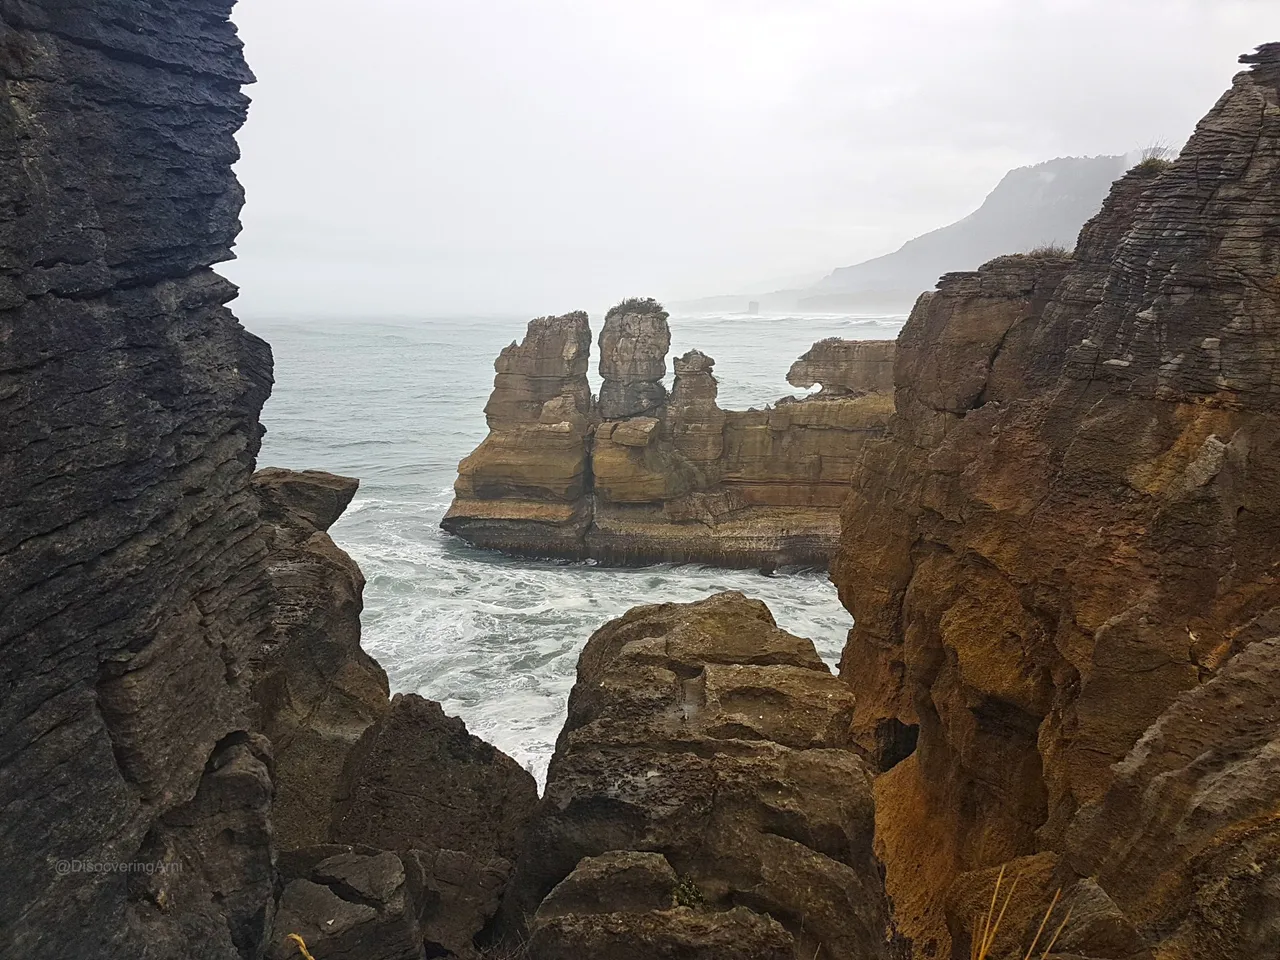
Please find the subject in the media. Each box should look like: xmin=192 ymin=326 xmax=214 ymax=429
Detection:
xmin=331 ymin=693 xmax=538 ymax=864
xmin=442 ymin=312 xmax=595 ymax=555
xmin=252 ymin=468 xmax=391 ymax=849
xmin=597 ymin=298 xmax=672 ymax=419
xmin=0 ymin=3 xmax=276 ymax=956
xmin=501 ymin=593 xmax=896 ymax=960
xmin=269 ymin=847 xmax=424 ymax=960
xmin=834 ymin=44 xmax=1280 ymax=959
xmin=445 ymin=300 xmax=895 ymax=567
xmin=788 ymin=338 xmax=896 ymax=397
xmin=0 ymin=5 xmax=556 ymax=958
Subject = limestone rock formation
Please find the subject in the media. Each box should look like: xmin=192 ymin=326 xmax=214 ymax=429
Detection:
xmin=834 ymin=43 xmax=1280 ymax=959
xmin=0 ymin=5 xmax=555 ymax=957
xmin=252 ymin=468 xmax=391 ymax=849
xmin=443 ymin=312 xmax=595 ymax=556
xmin=445 ymin=301 xmax=895 ymax=567
xmin=501 ymin=593 xmax=896 ymax=960
xmin=788 ymin=338 xmax=896 ymax=397
xmin=0 ymin=4 xmax=276 ymax=956
xmin=330 ymin=693 xmax=538 ymax=864
xmin=597 ymin=298 xmax=672 ymax=419
xmin=269 ymin=846 xmax=428 ymax=960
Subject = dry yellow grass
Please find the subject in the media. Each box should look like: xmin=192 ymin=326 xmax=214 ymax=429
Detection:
xmin=970 ymin=866 xmax=1072 ymax=960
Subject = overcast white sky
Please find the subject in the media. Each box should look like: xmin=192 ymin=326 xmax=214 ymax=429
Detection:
xmin=223 ymin=1 xmax=1280 ymax=318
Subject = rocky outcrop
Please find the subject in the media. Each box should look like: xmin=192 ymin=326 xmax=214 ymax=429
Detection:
xmin=834 ymin=44 xmax=1280 ymax=959
xmin=330 ymin=693 xmax=537 ymax=863
xmin=270 ymin=847 xmax=425 ymax=960
xmin=443 ymin=312 xmax=595 ymax=555
xmin=788 ymin=337 xmax=897 ymax=397
xmin=255 ymin=486 xmax=537 ymax=960
xmin=597 ymin=298 xmax=672 ymax=419
xmin=444 ymin=306 xmax=895 ymax=567
xmin=0 ymin=4 xmax=275 ymax=956
xmin=0 ymin=4 xmax=550 ymax=958
xmin=500 ymin=592 xmax=896 ymax=960
xmin=252 ymin=468 xmax=391 ymax=849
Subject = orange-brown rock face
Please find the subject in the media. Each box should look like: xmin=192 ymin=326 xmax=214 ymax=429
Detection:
xmin=444 ymin=303 xmax=895 ymax=567
xmin=835 ymin=45 xmax=1280 ymax=959
xmin=442 ymin=312 xmax=596 ymax=556
xmin=788 ymin=338 xmax=897 ymax=397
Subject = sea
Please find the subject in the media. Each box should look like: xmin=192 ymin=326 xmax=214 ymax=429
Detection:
xmin=246 ymin=311 xmax=904 ymax=785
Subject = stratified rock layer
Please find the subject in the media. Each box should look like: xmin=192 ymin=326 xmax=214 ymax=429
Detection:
xmin=0 ymin=4 xmax=274 ymax=956
xmin=0 ymin=6 xmax=550 ymax=958
xmin=788 ymin=337 xmax=897 ymax=397
xmin=444 ymin=302 xmax=895 ymax=567
xmin=443 ymin=312 xmax=595 ymax=554
xmin=598 ymin=298 xmax=672 ymax=419
xmin=252 ymin=468 xmax=391 ymax=850
xmin=501 ymin=593 xmax=896 ymax=960
xmin=834 ymin=44 xmax=1280 ymax=959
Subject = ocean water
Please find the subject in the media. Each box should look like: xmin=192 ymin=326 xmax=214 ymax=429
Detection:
xmin=247 ymin=311 xmax=904 ymax=784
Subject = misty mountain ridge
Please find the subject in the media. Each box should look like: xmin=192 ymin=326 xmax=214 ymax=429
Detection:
xmin=676 ymin=154 xmax=1130 ymax=314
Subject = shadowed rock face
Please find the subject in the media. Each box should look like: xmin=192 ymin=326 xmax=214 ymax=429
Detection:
xmin=0 ymin=6 xmax=545 ymax=958
xmin=0 ymin=4 xmax=277 ymax=956
xmin=251 ymin=469 xmax=392 ymax=850
xmin=501 ymin=593 xmax=897 ymax=960
xmin=834 ymin=44 xmax=1280 ymax=959
xmin=444 ymin=302 xmax=896 ymax=567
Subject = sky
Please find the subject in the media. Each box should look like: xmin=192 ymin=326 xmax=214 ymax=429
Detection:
xmin=224 ymin=1 xmax=1280 ymax=318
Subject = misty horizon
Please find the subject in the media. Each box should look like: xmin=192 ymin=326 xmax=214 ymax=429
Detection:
xmin=223 ymin=1 xmax=1280 ymax=318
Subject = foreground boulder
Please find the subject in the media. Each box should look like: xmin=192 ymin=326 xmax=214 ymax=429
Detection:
xmin=500 ymin=592 xmax=896 ymax=960
xmin=834 ymin=43 xmax=1280 ymax=958
xmin=330 ymin=693 xmax=538 ymax=864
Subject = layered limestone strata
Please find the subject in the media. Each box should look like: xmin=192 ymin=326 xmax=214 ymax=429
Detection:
xmin=834 ymin=44 xmax=1280 ymax=959
xmin=0 ymin=5 xmax=275 ymax=954
xmin=499 ymin=592 xmax=898 ymax=960
xmin=597 ymin=297 xmax=671 ymax=419
xmin=0 ymin=5 xmax=539 ymax=957
xmin=443 ymin=309 xmax=895 ymax=567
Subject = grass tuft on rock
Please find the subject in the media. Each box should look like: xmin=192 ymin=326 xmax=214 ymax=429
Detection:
xmin=1131 ymin=140 xmax=1177 ymax=174
xmin=673 ymin=875 xmax=705 ymax=908
xmin=970 ymin=866 xmax=1072 ymax=960
xmin=1024 ymin=243 xmax=1073 ymax=259
xmin=606 ymin=296 xmax=669 ymax=320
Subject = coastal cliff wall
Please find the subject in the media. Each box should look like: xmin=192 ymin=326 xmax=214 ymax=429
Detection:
xmin=834 ymin=44 xmax=1280 ymax=959
xmin=0 ymin=4 xmax=276 ymax=954
xmin=443 ymin=301 xmax=894 ymax=567
xmin=0 ymin=6 xmax=538 ymax=959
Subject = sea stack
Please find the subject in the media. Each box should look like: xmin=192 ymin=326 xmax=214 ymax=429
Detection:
xmin=443 ymin=312 xmax=597 ymax=556
xmin=443 ymin=298 xmax=896 ymax=567
xmin=597 ymin=297 xmax=672 ymax=419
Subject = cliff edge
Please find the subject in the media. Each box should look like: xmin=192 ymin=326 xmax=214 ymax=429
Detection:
xmin=834 ymin=43 xmax=1280 ymax=960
